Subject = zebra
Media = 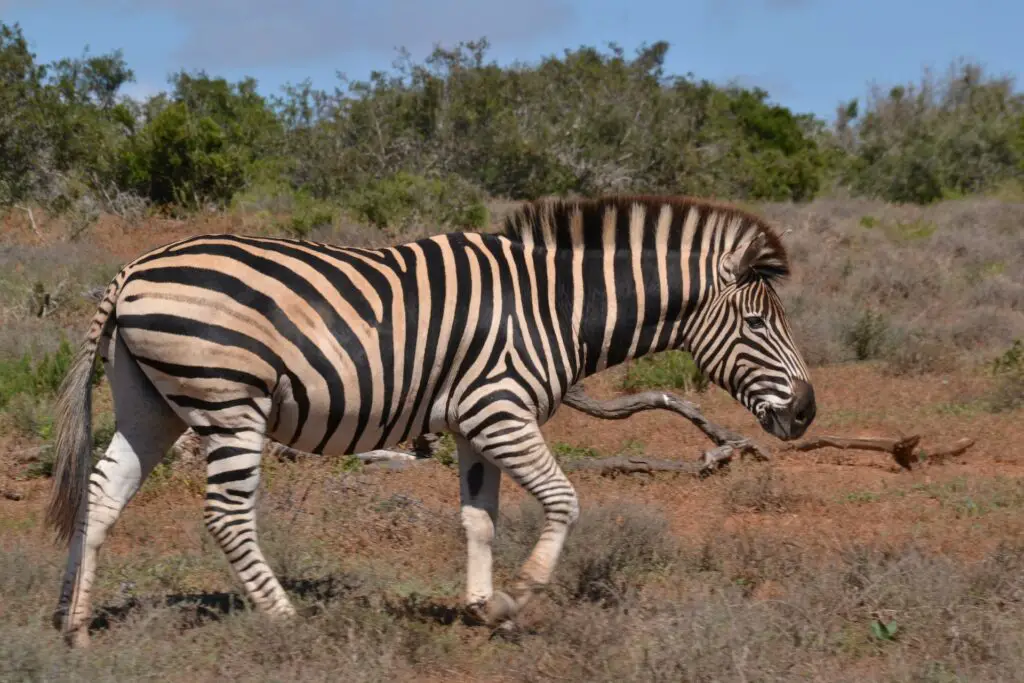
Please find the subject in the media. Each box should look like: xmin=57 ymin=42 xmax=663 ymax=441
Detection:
xmin=45 ymin=194 xmax=816 ymax=646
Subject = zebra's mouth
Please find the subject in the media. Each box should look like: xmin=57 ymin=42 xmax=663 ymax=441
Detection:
xmin=757 ymin=409 xmax=785 ymax=439
xmin=757 ymin=404 xmax=809 ymax=442
xmin=752 ymin=379 xmax=816 ymax=442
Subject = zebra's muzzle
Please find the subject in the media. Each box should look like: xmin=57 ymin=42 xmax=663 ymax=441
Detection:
xmin=759 ymin=378 xmax=816 ymax=441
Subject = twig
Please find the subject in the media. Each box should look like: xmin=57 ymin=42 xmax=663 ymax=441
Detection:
xmin=561 ymin=454 xmax=698 ymax=475
xmin=265 ymin=441 xmax=424 ymax=464
xmin=15 ymin=204 xmax=41 ymax=237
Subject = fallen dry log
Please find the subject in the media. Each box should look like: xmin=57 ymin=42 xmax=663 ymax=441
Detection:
xmin=561 ymin=385 xmax=771 ymax=461
xmin=561 ymin=444 xmax=738 ymax=478
xmin=781 ymin=434 xmax=976 ymax=471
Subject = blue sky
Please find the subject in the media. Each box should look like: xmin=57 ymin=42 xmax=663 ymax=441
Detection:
xmin=2 ymin=0 xmax=1021 ymax=121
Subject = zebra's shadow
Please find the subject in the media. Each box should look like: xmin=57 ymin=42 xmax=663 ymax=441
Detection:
xmin=86 ymin=575 xmax=354 ymax=634
xmin=86 ymin=574 xmax=469 ymax=635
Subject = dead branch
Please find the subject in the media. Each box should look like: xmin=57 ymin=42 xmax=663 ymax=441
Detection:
xmin=782 ymin=434 xmax=975 ymax=471
xmin=561 ymin=454 xmax=695 ymax=475
xmin=917 ymin=437 xmax=976 ymax=465
xmin=264 ymin=441 xmax=426 ymax=465
xmin=561 ymin=444 xmax=738 ymax=478
xmin=15 ymin=204 xmax=41 ymax=237
xmin=562 ymin=384 xmax=771 ymax=461
xmin=83 ymin=286 xmax=106 ymax=304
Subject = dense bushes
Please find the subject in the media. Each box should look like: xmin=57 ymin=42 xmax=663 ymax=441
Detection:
xmin=832 ymin=63 xmax=1024 ymax=203
xmin=2 ymin=21 xmax=1020 ymax=224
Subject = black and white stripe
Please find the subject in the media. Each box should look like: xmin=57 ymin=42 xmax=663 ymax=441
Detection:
xmin=47 ymin=194 xmax=815 ymax=643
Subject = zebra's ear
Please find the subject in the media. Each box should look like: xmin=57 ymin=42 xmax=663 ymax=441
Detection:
xmin=720 ymin=232 xmax=768 ymax=284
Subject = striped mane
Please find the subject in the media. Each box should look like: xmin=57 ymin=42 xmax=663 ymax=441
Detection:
xmin=500 ymin=194 xmax=791 ymax=283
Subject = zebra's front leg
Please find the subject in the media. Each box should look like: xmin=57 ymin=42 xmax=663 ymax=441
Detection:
xmin=455 ymin=436 xmax=510 ymax=624
xmin=201 ymin=426 xmax=296 ymax=619
xmin=463 ymin=422 xmax=580 ymax=626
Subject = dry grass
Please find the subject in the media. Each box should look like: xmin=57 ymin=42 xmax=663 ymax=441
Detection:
xmin=758 ymin=197 xmax=1024 ymax=371
xmin=722 ymin=463 xmax=807 ymax=514
xmin=6 ymin=497 xmax=1024 ymax=683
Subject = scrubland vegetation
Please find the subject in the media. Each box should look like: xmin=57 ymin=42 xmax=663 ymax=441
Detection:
xmin=1 ymin=19 xmax=1024 ymax=683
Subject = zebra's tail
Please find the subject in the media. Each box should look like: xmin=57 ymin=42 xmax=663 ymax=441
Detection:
xmin=45 ymin=278 xmax=121 ymax=546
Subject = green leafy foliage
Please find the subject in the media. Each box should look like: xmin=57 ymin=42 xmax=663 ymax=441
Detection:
xmin=0 ymin=21 xmax=1022 ymax=224
xmin=988 ymin=339 xmax=1024 ymax=412
xmin=837 ymin=62 xmax=1024 ymax=203
xmin=621 ymin=350 xmax=709 ymax=393
xmin=344 ymin=172 xmax=488 ymax=231
xmin=118 ymin=72 xmax=285 ymax=208
xmin=0 ymin=337 xmax=101 ymax=410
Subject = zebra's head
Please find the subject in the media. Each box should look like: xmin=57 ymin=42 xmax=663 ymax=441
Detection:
xmin=685 ymin=228 xmax=815 ymax=442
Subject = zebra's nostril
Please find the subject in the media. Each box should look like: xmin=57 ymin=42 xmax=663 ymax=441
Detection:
xmin=790 ymin=378 xmax=816 ymax=425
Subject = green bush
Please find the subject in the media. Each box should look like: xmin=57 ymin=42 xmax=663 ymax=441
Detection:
xmin=988 ymin=339 xmax=1024 ymax=412
xmin=621 ymin=350 xmax=709 ymax=393
xmin=2 ymin=20 xmax=1023 ymax=214
xmin=343 ymin=172 xmax=488 ymax=231
xmin=840 ymin=64 xmax=1024 ymax=203
xmin=0 ymin=337 xmax=102 ymax=410
xmin=844 ymin=310 xmax=891 ymax=361
xmin=117 ymin=72 xmax=285 ymax=209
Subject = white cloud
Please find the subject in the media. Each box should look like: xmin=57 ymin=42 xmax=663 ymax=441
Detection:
xmin=16 ymin=0 xmax=575 ymax=70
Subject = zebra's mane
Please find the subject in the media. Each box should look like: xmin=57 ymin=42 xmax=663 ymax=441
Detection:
xmin=500 ymin=194 xmax=791 ymax=283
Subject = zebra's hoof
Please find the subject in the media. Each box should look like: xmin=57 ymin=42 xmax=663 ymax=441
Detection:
xmin=483 ymin=591 xmax=518 ymax=626
xmin=63 ymin=627 xmax=90 ymax=649
xmin=51 ymin=608 xmax=66 ymax=632
xmin=464 ymin=591 xmax=518 ymax=627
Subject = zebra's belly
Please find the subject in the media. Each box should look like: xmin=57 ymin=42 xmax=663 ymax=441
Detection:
xmin=266 ymin=369 xmax=454 ymax=457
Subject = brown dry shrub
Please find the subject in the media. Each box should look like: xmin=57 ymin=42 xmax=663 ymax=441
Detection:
xmin=765 ymin=198 xmax=1024 ymax=371
xmin=723 ymin=463 xmax=806 ymax=514
xmin=494 ymin=501 xmax=679 ymax=607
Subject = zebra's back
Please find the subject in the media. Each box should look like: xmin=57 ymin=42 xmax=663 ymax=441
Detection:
xmin=112 ymin=230 xmax=546 ymax=456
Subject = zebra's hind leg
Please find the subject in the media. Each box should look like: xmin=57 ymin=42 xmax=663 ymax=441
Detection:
xmin=56 ymin=334 xmax=185 ymax=647
xmin=460 ymin=420 xmax=579 ymax=626
xmin=198 ymin=410 xmax=297 ymax=619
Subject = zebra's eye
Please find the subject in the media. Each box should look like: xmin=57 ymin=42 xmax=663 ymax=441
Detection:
xmin=744 ymin=315 xmax=766 ymax=330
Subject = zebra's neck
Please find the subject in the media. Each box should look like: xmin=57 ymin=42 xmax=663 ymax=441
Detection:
xmin=547 ymin=238 xmax=710 ymax=382
xmin=501 ymin=194 xmax=786 ymax=386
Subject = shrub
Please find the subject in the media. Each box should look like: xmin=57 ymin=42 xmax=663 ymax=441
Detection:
xmin=882 ymin=329 xmax=957 ymax=377
xmin=495 ymin=502 xmax=678 ymax=607
xmin=843 ymin=309 xmax=891 ymax=361
xmin=723 ymin=465 xmax=805 ymax=514
xmin=343 ymin=172 xmax=489 ymax=232
xmin=0 ymin=337 xmax=88 ymax=409
xmin=988 ymin=339 xmax=1024 ymax=412
xmin=621 ymin=350 xmax=709 ymax=393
